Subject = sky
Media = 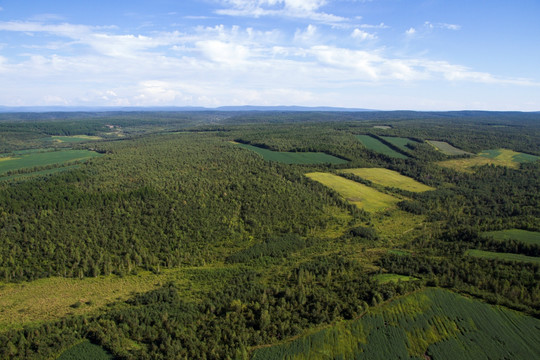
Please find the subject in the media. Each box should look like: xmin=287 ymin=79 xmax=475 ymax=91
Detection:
xmin=0 ymin=0 xmax=539 ymax=110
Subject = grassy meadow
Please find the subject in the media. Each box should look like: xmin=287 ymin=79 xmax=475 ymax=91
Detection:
xmin=380 ymin=136 xmax=418 ymax=152
xmin=482 ymin=229 xmax=540 ymax=246
xmin=305 ymin=172 xmax=401 ymax=212
xmin=0 ymin=149 xmax=101 ymax=177
xmin=439 ymin=148 xmax=538 ymax=172
xmin=467 ymin=250 xmax=540 ymax=264
xmin=374 ymin=274 xmax=418 ymax=284
xmin=51 ymin=135 xmax=103 ymax=143
xmin=251 ymin=288 xmax=540 ymax=360
xmin=235 ymin=143 xmax=348 ymax=164
xmin=356 ymin=135 xmax=408 ymax=159
xmin=427 ymin=140 xmax=471 ymax=156
xmin=340 ymin=168 xmax=435 ymax=192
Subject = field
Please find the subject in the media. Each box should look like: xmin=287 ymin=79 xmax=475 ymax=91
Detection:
xmin=251 ymin=288 xmax=540 ymax=360
xmin=340 ymin=168 xmax=434 ymax=192
xmin=373 ymin=125 xmax=391 ymax=130
xmin=380 ymin=136 xmax=418 ymax=152
xmin=305 ymin=172 xmax=401 ymax=212
xmin=0 ymin=149 xmax=101 ymax=177
xmin=427 ymin=140 xmax=471 ymax=156
xmin=479 ymin=148 xmax=539 ymax=163
xmin=57 ymin=340 xmax=113 ymax=360
xmin=374 ymin=274 xmax=418 ymax=284
xmin=50 ymin=135 xmax=102 ymax=143
xmin=482 ymin=229 xmax=540 ymax=246
xmin=235 ymin=143 xmax=348 ymax=164
xmin=356 ymin=135 xmax=408 ymax=159
xmin=467 ymin=250 xmax=540 ymax=264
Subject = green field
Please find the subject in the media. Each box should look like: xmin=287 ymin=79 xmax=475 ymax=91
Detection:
xmin=0 ymin=149 xmax=101 ymax=176
xmin=374 ymin=273 xmax=418 ymax=284
xmin=251 ymin=288 xmax=540 ymax=360
xmin=356 ymin=135 xmax=408 ymax=159
xmin=305 ymin=172 xmax=401 ymax=212
xmin=467 ymin=250 xmax=540 ymax=264
xmin=51 ymin=135 xmax=102 ymax=143
xmin=479 ymin=148 xmax=539 ymax=163
xmin=380 ymin=136 xmax=418 ymax=152
xmin=427 ymin=140 xmax=471 ymax=156
xmin=482 ymin=229 xmax=540 ymax=246
xmin=340 ymin=168 xmax=435 ymax=192
xmin=235 ymin=143 xmax=348 ymax=164
xmin=57 ymin=340 xmax=113 ymax=360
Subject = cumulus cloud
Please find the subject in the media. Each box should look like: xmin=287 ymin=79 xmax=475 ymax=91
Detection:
xmin=405 ymin=27 xmax=416 ymax=36
xmin=351 ymin=28 xmax=376 ymax=41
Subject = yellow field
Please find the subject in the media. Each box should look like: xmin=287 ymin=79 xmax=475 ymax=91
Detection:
xmin=306 ymin=172 xmax=401 ymax=212
xmin=0 ymin=157 xmax=17 ymax=162
xmin=340 ymin=168 xmax=435 ymax=192
xmin=0 ymin=272 xmax=176 ymax=331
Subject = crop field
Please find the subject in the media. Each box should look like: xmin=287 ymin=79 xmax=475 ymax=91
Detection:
xmin=467 ymin=250 xmax=540 ymax=264
xmin=235 ymin=143 xmax=348 ymax=164
xmin=427 ymin=140 xmax=471 ymax=156
xmin=51 ymin=135 xmax=102 ymax=143
xmin=340 ymin=168 xmax=435 ymax=192
xmin=251 ymin=288 xmax=540 ymax=360
xmin=57 ymin=340 xmax=113 ymax=360
xmin=479 ymin=148 xmax=539 ymax=163
xmin=373 ymin=125 xmax=391 ymax=130
xmin=0 ymin=149 xmax=101 ymax=176
xmin=482 ymin=229 xmax=540 ymax=246
xmin=380 ymin=136 xmax=418 ymax=152
xmin=356 ymin=135 xmax=408 ymax=159
xmin=305 ymin=172 xmax=401 ymax=212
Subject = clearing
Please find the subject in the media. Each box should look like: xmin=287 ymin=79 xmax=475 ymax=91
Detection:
xmin=251 ymin=288 xmax=540 ymax=360
xmin=340 ymin=168 xmax=434 ymax=193
xmin=356 ymin=135 xmax=408 ymax=159
xmin=305 ymin=172 xmax=401 ymax=212
xmin=482 ymin=229 xmax=540 ymax=246
xmin=427 ymin=140 xmax=471 ymax=156
xmin=467 ymin=250 xmax=540 ymax=264
xmin=380 ymin=136 xmax=419 ymax=152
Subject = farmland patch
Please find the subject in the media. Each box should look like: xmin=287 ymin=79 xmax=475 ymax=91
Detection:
xmin=57 ymin=340 xmax=113 ymax=360
xmin=251 ymin=288 xmax=540 ymax=360
xmin=235 ymin=143 xmax=348 ymax=164
xmin=0 ymin=149 xmax=101 ymax=177
xmin=305 ymin=172 xmax=401 ymax=212
xmin=50 ymin=135 xmax=102 ymax=143
xmin=482 ymin=229 xmax=540 ymax=246
xmin=340 ymin=168 xmax=434 ymax=193
xmin=467 ymin=250 xmax=540 ymax=264
xmin=356 ymin=135 xmax=408 ymax=159
xmin=427 ymin=140 xmax=471 ymax=156
xmin=479 ymin=148 xmax=539 ymax=163
xmin=380 ymin=136 xmax=419 ymax=152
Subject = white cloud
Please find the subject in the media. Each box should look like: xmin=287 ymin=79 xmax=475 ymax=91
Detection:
xmin=351 ymin=28 xmax=376 ymax=41
xmin=424 ymin=21 xmax=461 ymax=31
xmin=405 ymin=27 xmax=416 ymax=36
xmin=359 ymin=22 xmax=388 ymax=29
xmin=216 ymin=0 xmax=347 ymax=24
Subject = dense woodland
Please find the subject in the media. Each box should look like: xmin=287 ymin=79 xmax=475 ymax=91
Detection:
xmin=0 ymin=111 xmax=539 ymax=359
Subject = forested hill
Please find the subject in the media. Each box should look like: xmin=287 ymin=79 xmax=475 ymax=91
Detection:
xmin=0 ymin=111 xmax=538 ymax=359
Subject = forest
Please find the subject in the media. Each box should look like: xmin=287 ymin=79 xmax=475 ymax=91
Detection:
xmin=0 ymin=110 xmax=538 ymax=359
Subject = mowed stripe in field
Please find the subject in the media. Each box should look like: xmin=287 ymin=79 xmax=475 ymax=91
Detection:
xmin=340 ymin=168 xmax=434 ymax=193
xmin=306 ymin=172 xmax=401 ymax=212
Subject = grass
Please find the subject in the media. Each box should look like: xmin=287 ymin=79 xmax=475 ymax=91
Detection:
xmin=0 ymin=149 xmax=101 ymax=176
xmin=373 ymin=125 xmax=391 ymax=130
xmin=57 ymin=340 xmax=113 ymax=360
xmin=374 ymin=274 xmax=418 ymax=284
xmin=482 ymin=229 xmax=540 ymax=246
xmin=467 ymin=250 xmax=540 ymax=264
xmin=235 ymin=143 xmax=348 ymax=164
xmin=439 ymin=149 xmax=538 ymax=173
xmin=0 ymin=164 xmax=81 ymax=181
xmin=356 ymin=135 xmax=408 ymax=159
xmin=340 ymin=168 xmax=434 ymax=193
xmin=427 ymin=140 xmax=471 ymax=156
xmin=380 ymin=136 xmax=418 ymax=152
xmin=51 ymin=135 xmax=102 ymax=143
xmin=305 ymin=172 xmax=401 ymax=212
xmin=251 ymin=288 xmax=540 ymax=360
xmin=479 ymin=148 xmax=539 ymax=163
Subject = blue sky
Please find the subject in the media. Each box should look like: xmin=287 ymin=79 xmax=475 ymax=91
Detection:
xmin=0 ymin=0 xmax=539 ymax=110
